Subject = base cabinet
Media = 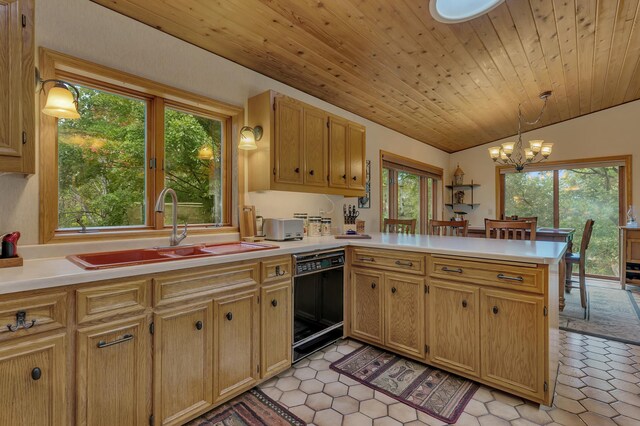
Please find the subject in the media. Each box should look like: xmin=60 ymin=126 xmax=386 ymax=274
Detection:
xmin=480 ymin=288 xmax=545 ymax=400
xmin=384 ymin=273 xmax=425 ymax=359
xmin=260 ymin=281 xmax=292 ymax=379
xmin=213 ymin=290 xmax=259 ymax=402
xmin=429 ymin=281 xmax=480 ymax=377
xmin=76 ymin=315 xmax=150 ymax=426
xmin=0 ymin=333 xmax=66 ymax=426
xmin=350 ymin=268 xmax=384 ymax=344
xmin=154 ymin=303 xmax=213 ymax=426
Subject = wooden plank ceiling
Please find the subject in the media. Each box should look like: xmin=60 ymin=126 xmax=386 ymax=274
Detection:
xmin=91 ymin=0 xmax=640 ymax=153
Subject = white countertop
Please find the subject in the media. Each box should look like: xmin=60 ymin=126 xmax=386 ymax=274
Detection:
xmin=0 ymin=233 xmax=567 ymax=295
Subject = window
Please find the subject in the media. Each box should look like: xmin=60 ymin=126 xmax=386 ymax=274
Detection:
xmin=380 ymin=151 xmax=441 ymax=234
xmin=40 ymin=49 xmax=240 ymax=242
xmin=499 ymin=156 xmax=631 ymax=277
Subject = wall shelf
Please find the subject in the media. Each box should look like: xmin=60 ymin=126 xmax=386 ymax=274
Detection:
xmin=445 ymin=180 xmax=480 ymax=210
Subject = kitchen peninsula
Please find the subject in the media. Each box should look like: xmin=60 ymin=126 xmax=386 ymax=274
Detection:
xmin=0 ymin=233 xmax=566 ymax=425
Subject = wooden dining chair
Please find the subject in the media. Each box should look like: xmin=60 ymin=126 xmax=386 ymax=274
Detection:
xmin=429 ymin=220 xmax=468 ymax=237
xmin=565 ymin=219 xmax=595 ymax=319
xmin=485 ymin=219 xmax=537 ymax=241
xmin=383 ymin=218 xmax=416 ymax=235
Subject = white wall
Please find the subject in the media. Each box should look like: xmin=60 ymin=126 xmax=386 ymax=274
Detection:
xmin=0 ymin=0 xmax=450 ymax=244
xmin=450 ymin=100 xmax=640 ymax=226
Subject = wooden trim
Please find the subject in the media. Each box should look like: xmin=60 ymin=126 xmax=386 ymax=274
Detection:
xmin=380 ymin=150 xmax=444 ymax=178
xmin=553 ymin=170 xmax=559 ymax=228
xmin=38 ymin=48 xmax=240 ymax=243
xmin=495 ymin=169 xmax=504 ymax=220
xmin=496 ymin=155 xmax=632 ymax=174
xmin=48 ymin=226 xmax=238 ymax=244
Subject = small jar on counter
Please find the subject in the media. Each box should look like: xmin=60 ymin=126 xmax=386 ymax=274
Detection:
xmin=321 ymin=218 xmax=332 ymax=236
xmin=293 ymin=213 xmax=308 ymax=237
xmin=308 ymin=216 xmax=322 ymax=237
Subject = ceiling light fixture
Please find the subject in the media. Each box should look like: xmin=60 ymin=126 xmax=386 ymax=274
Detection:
xmin=36 ymin=69 xmax=81 ymax=119
xmin=238 ymin=125 xmax=262 ymax=150
xmin=488 ymin=91 xmax=553 ymax=172
xmin=429 ymin=0 xmax=505 ymax=23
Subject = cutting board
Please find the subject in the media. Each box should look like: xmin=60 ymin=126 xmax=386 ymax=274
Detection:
xmin=239 ymin=205 xmax=257 ymax=239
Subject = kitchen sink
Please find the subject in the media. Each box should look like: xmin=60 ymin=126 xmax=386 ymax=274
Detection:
xmin=67 ymin=241 xmax=279 ymax=270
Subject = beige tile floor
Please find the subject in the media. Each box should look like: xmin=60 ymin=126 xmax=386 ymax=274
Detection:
xmin=258 ymin=331 xmax=640 ymax=425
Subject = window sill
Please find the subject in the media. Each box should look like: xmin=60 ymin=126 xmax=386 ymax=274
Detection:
xmin=48 ymin=226 xmax=238 ymax=244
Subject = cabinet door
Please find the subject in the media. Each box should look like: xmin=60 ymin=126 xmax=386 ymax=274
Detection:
xmin=480 ymin=289 xmax=545 ymax=400
xmin=384 ymin=273 xmax=425 ymax=358
xmin=0 ymin=333 xmax=66 ymax=426
xmin=261 ymin=281 xmax=292 ymax=379
xmin=429 ymin=281 xmax=479 ymax=376
xmin=347 ymin=124 xmax=366 ymax=190
xmin=627 ymin=239 xmax=640 ymax=263
xmin=274 ymin=97 xmax=303 ymax=184
xmin=350 ymin=268 xmax=384 ymax=344
xmin=76 ymin=315 xmax=150 ymax=426
xmin=213 ymin=289 xmax=259 ymax=402
xmin=328 ymin=117 xmax=348 ymax=188
xmin=0 ymin=0 xmax=22 ymax=159
xmin=154 ymin=303 xmax=213 ymax=426
xmin=303 ymin=107 xmax=327 ymax=187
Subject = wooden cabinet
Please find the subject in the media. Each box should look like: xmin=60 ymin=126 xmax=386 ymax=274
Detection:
xmin=213 ymin=289 xmax=259 ymax=402
xmin=384 ymin=273 xmax=425 ymax=359
xmin=260 ymin=281 xmax=292 ymax=379
xmin=621 ymin=228 xmax=640 ymax=288
xmin=0 ymin=0 xmax=34 ymax=174
xmin=480 ymin=288 xmax=545 ymax=400
xmin=154 ymin=303 xmax=213 ymax=426
xmin=350 ymin=268 xmax=384 ymax=344
xmin=429 ymin=280 xmax=479 ymax=377
xmin=247 ymin=90 xmax=365 ymax=196
xmin=76 ymin=316 xmax=150 ymax=426
xmin=0 ymin=333 xmax=66 ymax=426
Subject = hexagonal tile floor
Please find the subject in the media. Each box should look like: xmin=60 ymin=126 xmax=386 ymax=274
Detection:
xmin=257 ymin=331 xmax=640 ymax=425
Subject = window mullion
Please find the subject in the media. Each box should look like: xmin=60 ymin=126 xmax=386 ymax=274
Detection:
xmin=553 ymin=170 xmax=560 ymax=228
xmin=151 ymin=96 xmax=166 ymax=230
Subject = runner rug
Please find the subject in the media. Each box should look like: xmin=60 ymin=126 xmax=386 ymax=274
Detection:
xmin=185 ymin=388 xmax=305 ymax=426
xmin=330 ymin=344 xmax=478 ymax=423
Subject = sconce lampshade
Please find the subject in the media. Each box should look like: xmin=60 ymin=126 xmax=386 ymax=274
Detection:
xmin=42 ymin=84 xmax=80 ymax=119
xmin=238 ymin=126 xmax=262 ymax=150
xmin=197 ymin=145 xmax=214 ymax=160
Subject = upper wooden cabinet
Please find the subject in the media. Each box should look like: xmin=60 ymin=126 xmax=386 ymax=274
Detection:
xmin=0 ymin=0 xmax=35 ymax=174
xmin=247 ymin=90 xmax=366 ymax=197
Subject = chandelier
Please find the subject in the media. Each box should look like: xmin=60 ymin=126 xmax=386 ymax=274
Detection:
xmin=488 ymin=91 xmax=553 ymax=172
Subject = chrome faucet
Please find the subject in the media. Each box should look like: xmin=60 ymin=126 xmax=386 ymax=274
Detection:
xmin=154 ymin=188 xmax=187 ymax=246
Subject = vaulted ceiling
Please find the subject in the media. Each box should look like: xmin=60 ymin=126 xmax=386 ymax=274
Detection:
xmin=91 ymin=0 xmax=640 ymax=153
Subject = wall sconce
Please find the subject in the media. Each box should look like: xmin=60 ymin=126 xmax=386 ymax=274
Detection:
xmin=36 ymin=69 xmax=81 ymax=119
xmin=197 ymin=145 xmax=214 ymax=160
xmin=238 ymin=125 xmax=263 ymax=150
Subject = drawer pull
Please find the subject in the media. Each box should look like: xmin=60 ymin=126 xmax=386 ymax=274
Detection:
xmin=462 ymin=300 xmax=468 ymax=308
xmin=275 ymin=265 xmax=286 ymax=276
xmin=395 ymin=260 xmax=413 ymax=267
xmin=271 ymin=299 xmax=278 ymax=307
xmin=226 ymin=312 xmax=233 ymax=321
xmin=391 ymin=287 xmax=397 ymax=294
xmin=97 ymin=334 xmax=134 ymax=349
xmin=492 ymin=306 xmax=499 ymax=315
xmin=441 ymin=267 xmax=463 ymax=274
xmin=497 ymin=273 xmax=524 ymax=282
xmin=195 ymin=321 xmax=203 ymax=330
xmin=7 ymin=311 xmax=36 ymax=332
xmin=358 ymin=257 xmax=375 ymax=262
xmin=31 ymin=367 xmax=42 ymax=381
xmin=371 ymin=282 xmax=376 ymax=289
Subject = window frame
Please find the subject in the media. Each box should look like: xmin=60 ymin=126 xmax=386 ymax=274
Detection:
xmin=39 ymin=48 xmax=242 ymax=243
xmin=379 ymin=150 xmax=442 ymax=233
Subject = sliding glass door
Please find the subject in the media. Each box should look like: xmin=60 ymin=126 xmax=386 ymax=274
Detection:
xmin=383 ymin=167 xmax=437 ymax=234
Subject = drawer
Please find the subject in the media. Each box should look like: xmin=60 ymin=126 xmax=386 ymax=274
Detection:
xmin=154 ymin=262 xmax=259 ymax=307
xmin=351 ymin=248 xmax=426 ymax=275
xmin=262 ymin=256 xmax=292 ymax=284
xmin=76 ymin=278 xmax=150 ymax=324
xmin=0 ymin=292 xmax=67 ymax=341
xmin=429 ymin=256 xmax=544 ymax=294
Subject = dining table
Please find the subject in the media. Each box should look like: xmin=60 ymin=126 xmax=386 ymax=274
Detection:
xmin=466 ymin=226 xmax=576 ymax=311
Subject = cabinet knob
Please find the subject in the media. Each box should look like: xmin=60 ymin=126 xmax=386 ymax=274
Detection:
xmin=371 ymin=282 xmax=376 ymax=289
xmin=352 ymin=176 xmax=357 ymax=181
xmin=492 ymin=306 xmax=499 ymax=315
xmin=31 ymin=367 xmax=41 ymax=381
xmin=309 ymin=170 xmax=315 ymax=176
xmin=342 ymin=174 xmax=347 ymax=180
xmin=226 ymin=312 xmax=233 ymax=321
xmin=462 ymin=300 xmax=468 ymax=308
xmin=391 ymin=287 xmax=397 ymax=294
xmin=195 ymin=320 xmax=203 ymax=330
xmin=294 ymin=167 xmax=300 ymax=173
xmin=271 ymin=299 xmax=278 ymax=307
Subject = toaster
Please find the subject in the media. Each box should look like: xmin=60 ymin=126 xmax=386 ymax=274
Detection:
xmin=264 ymin=218 xmax=304 ymax=241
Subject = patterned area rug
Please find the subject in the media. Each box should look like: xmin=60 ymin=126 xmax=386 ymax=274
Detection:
xmin=185 ymin=389 xmax=305 ymax=426
xmin=330 ymin=344 xmax=478 ymax=423
xmin=560 ymin=285 xmax=640 ymax=345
